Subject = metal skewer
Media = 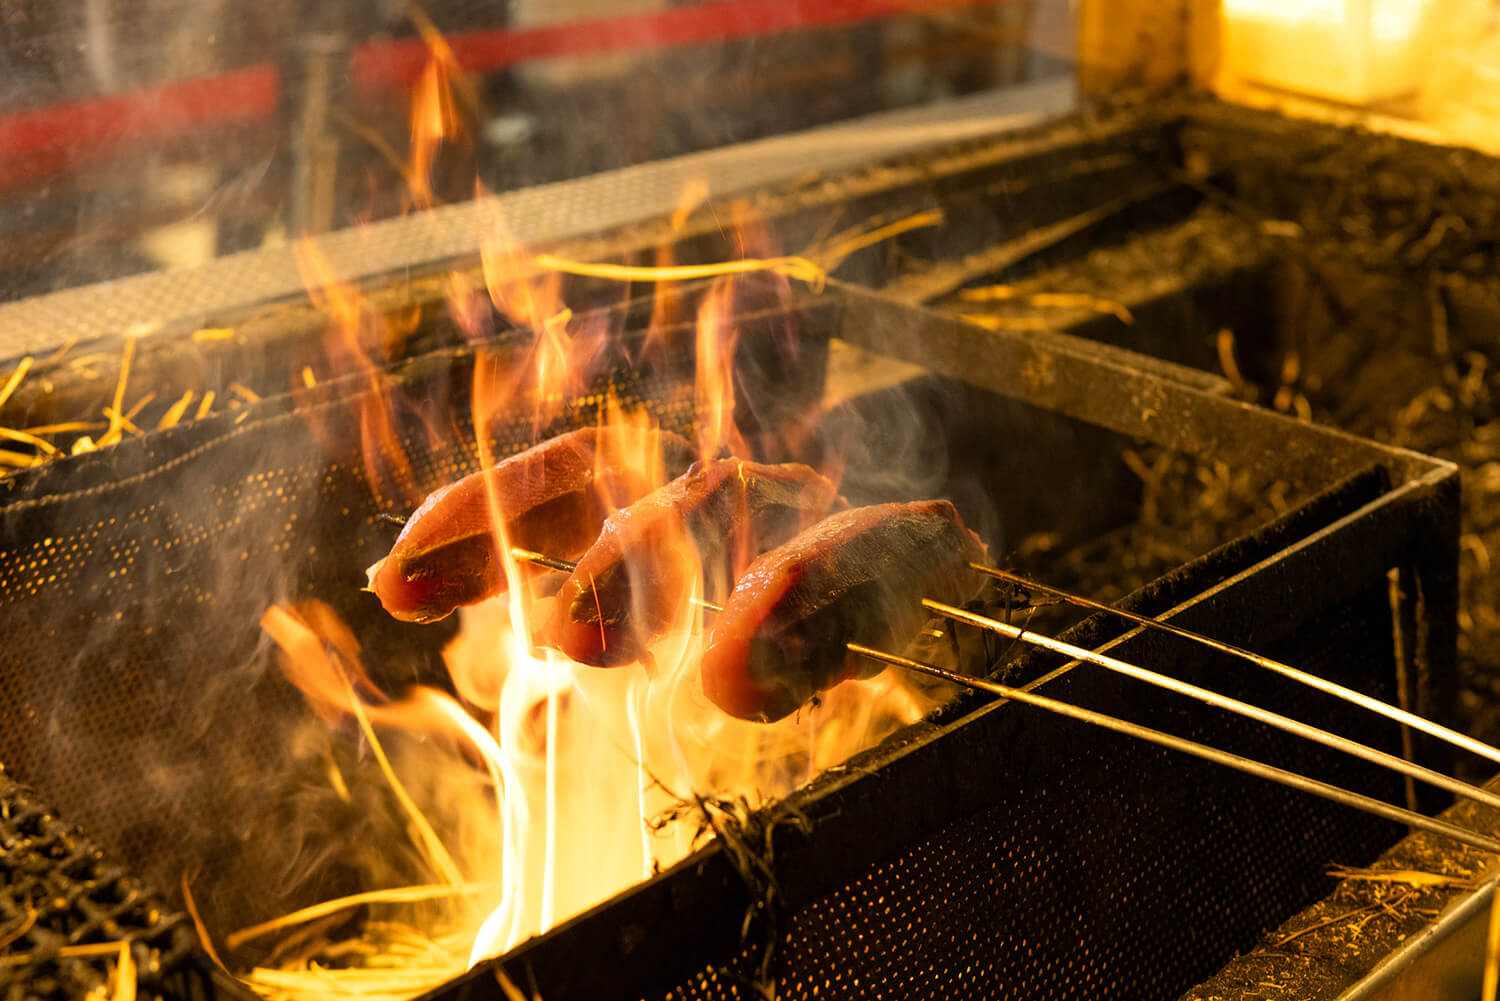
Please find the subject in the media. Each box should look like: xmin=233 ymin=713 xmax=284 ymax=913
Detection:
xmin=509 ymin=547 xmax=582 ymax=576
xmin=509 ymin=547 xmax=724 ymax=612
xmin=972 ymin=563 xmax=1500 ymax=769
xmin=922 ymin=599 xmax=1500 ymax=815
xmin=848 ymin=643 xmax=1500 ymax=856
xmin=512 ymin=544 xmax=1500 ymax=850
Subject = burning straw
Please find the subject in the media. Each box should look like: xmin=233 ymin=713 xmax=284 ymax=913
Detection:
xmin=0 ymin=328 xmax=233 ymax=474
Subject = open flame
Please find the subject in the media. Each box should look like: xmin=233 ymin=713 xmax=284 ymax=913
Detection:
xmin=693 ymin=278 xmax=746 ymax=461
xmin=246 ymin=31 xmax=942 ymax=1000
xmin=263 ymin=544 xmax=933 ymax=989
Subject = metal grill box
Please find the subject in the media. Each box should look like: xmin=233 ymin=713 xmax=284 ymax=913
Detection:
xmin=0 ymin=271 xmax=1457 ymax=1001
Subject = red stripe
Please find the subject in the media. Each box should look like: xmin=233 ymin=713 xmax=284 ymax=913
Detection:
xmin=0 ymin=64 xmax=276 ymax=165
xmin=356 ymin=0 xmax=1004 ymax=93
xmin=0 ymin=0 xmax=1008 ymax=187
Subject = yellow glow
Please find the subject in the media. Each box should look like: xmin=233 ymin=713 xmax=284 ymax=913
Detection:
xmin=1223 ymin=0 xmax=1345 ymax=26
xmin=1371 ymin=0 xmax=1431 ymax=44
xmin=1222 ymin=0 xmax=1450 ymax=104
xmin=1225 ymin=0 xmax=1435 ymax=38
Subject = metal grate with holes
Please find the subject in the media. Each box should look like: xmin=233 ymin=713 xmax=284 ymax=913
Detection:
xmin=0 ymin=765 xmax=211 ymax=1000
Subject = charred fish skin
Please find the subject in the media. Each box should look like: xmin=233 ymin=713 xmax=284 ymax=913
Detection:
xmin=701 ymin=499 xmax=986 ymax=722
xmin=370 ymin=426 xmax=691 ymax=624
xmin=554 ymin=459 xmax=839 ymax=667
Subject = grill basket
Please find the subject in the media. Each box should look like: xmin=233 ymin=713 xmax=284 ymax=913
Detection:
xmin=0 ymin=272 xmax=1457 ymax=1000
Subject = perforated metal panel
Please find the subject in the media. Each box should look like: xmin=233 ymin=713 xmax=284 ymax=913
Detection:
xmin=631 ymin=581 xmax=1410 ymax=1001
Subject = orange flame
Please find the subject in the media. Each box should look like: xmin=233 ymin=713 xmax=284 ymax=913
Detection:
xmin=293 ymin=240 xmax=425 ymax=508
xmin=406 ymin=17 xmax=464 ymax=211
xmin=473 ymin=201 xmax=616 ymax=440
xmin=408 ymin=62 xmax=454 ymax=210
xmin=594 ymin=392 xmax=669 ymax=510
xmin=693 ymin=278 xmax=748 ymax=461
xmin=643 ymin=177 xmax=712 ymax=360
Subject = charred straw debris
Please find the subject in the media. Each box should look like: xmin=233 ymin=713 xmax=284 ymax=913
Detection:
xmin=648 ymin=789 xmax=812 ymax=999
